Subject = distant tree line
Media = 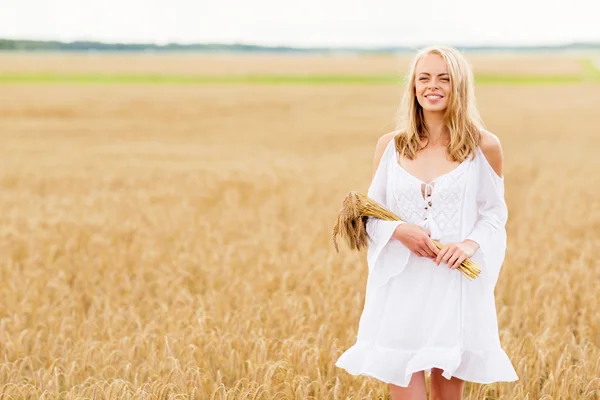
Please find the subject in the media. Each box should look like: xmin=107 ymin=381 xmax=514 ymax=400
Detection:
xmin=0 ymin=39 xmax=598 ymax=53
xmin=0 ymin=39 xmax=327 ymax=52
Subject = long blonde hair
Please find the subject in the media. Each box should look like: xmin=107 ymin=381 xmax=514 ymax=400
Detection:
xmin=394 ymin=46 xmax=484 ymax=162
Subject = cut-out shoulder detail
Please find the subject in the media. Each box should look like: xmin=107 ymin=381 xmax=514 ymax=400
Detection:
xmin=477 ymin=147 xmax=504 ymax=182
xmin=371 ymin=132 xmax=397 ymax=180
xmin=479 ymin=130 xmax=503 ymax=179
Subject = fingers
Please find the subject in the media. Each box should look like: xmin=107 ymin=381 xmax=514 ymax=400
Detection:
xmin=433 ymin=243 xmax=468 ymax=270
xmin=451 ymin=254 xmax=467 ymax=270
xmin=436 ymin=246 xmax=449 ymax=265
xmin=419 ymin=237 xmax=436 ymax=259
xmin=424 ymin=247 xmax=436 ymax=260
xmin=415 ymin=249 xmax=428 ymax=258
xmin=442 ymin=249 xmax=454 ymax=265
xmin=416 ymin=246 xmax=435 ymax=259
xmin=447 ymin=252 xmax=460 ymax=269
xmin=420 ymin=246 xmax=435 ymax=259
xmin=445 ymin=248 xmax=467 ymax=270
xmin=426 ymin=239 xmax=439 ymax=257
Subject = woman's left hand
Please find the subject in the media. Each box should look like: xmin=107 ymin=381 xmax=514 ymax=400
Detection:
xmin=435 ymin=240 xmax=480 ymax=270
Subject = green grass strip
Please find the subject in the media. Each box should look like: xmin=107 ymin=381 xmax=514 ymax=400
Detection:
xmin=0 ymin=72 xmax=594 ymax=85
xmin=581 ymin=58 xmax=600 ymax=81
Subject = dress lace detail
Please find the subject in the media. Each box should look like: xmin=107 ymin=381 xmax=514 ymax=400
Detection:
xmin=428 ymin=165 xmax=468 ymax=234
xmin=387 ymin=161 xmax=427 ymax=224
xmin=388 ymin=156 xmax=469 ymax=238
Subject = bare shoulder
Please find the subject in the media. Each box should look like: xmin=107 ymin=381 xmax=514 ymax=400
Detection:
xmin=371 ymin=132 xmax=396 ymax=179
xmin=479 ymin=129 xmax=503 ymax=178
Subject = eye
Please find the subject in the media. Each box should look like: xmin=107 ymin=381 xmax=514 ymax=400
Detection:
xmin=441 ymin=77 xmax=450 ymax=82
xmin=419 ymin=77 xmax=428 ymax=81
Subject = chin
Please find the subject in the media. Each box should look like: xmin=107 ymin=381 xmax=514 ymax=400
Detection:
xmin=421 ymin=105 xmax=448 ymax=113
xmin=417 ymin=98 xmax=448 ymax=112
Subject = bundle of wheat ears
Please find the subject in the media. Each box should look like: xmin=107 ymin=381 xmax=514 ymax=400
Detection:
xmin=332 ymin=191 xmax=481 ymax=280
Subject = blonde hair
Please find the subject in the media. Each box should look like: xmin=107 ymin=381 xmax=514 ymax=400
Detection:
xmin=394 ymin=46 xmax=484 ymax=162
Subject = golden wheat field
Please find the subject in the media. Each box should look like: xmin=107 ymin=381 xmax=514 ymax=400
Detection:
xmin=0 ymin=53 xmax=599 ymax=399
xmin=0 ymin=52 xmax=589 ymax=76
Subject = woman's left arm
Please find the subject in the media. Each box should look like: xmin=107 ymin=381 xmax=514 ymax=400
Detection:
xmin=436 ymin=133 xmax=508 ymax=287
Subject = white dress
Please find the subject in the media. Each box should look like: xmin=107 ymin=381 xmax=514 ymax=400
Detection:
xmin=335 ymin=136 xmax=519 ymax=387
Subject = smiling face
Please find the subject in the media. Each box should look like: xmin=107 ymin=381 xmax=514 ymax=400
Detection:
xmin=414 ymin=53 xmax=451 ymax=113
xmin=396 ymin=46 xmax=481 ymax=162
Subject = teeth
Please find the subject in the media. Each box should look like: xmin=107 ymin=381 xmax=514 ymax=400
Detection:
xmin=427 ymin=95 xmax=441 ymax=99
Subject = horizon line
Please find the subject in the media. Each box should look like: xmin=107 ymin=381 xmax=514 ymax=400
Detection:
xmin=1 ymin=37 xmax=599 ymax=50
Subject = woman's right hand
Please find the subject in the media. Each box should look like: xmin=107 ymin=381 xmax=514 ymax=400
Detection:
xmin=393 ymin=223 xmax=439 ymax=259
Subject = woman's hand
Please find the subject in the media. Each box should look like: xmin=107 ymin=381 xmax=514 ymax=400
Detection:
xmin=393 ymin=224 xmax=439 ymax=259
xmin=435 ymin=240 xmax=480 ymax=270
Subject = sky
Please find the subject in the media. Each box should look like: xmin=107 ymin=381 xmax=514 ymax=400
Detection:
xmin=0 ymin=0 xmax=599 ymax=48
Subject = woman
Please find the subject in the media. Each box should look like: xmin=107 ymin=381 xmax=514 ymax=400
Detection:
xmin=335 ymin=46 xmax=519 ymax=399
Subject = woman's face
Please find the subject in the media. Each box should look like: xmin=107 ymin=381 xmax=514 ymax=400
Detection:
xmin=414 ymin=54 xmax=451 ymax=113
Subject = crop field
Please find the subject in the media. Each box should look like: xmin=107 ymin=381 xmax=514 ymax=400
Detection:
xmin=0 ymin=52 xmax=599 ymax=399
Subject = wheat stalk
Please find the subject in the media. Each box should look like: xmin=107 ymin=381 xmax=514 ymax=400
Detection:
xmin=332 ymin=191 xmax=481 ymax=280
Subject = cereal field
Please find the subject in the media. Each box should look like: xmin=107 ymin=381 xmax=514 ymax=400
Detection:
xmin=0 ymin=52 xmax=599 ymax=399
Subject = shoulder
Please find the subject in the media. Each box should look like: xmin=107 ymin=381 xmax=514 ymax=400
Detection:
xmin=371 ymin=132 xmax=396 ymax=178
xmin=478 ymin=129 xmax=503 ymax=178
xmin=374 ymin=131 xmax=396 ymax=158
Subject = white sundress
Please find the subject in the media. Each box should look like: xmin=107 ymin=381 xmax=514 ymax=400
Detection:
xmin=335 ymin=136 xmax=519 ymax=387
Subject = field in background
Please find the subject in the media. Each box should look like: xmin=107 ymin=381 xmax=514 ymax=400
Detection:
xmin=0 ymin=52 xmax=591 ymax=75
xmin=0 ymin=53 xmax=599 ymax=399
xmin=1 ymin=52 xmax=599 ymax=85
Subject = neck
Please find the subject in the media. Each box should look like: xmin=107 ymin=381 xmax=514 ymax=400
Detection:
xmin=423 ymin=110 xmax=447 ymax=145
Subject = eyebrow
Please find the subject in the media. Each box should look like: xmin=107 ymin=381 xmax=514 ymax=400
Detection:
xmin=418 ymin=72 xmax=449 ymax=76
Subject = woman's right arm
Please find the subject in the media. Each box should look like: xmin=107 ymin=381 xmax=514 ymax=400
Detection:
xmin=369 ymin=134 xmax=438 ymax=259
xmin=393 ymin=224 xmax=439 ymax=259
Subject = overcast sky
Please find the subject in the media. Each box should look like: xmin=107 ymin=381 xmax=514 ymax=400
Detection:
xmin=1 ymin=0 xmax=598 ymax=47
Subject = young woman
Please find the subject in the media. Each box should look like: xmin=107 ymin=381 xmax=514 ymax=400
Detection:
xmin=335 ymin=46 xmax=519 ymax=400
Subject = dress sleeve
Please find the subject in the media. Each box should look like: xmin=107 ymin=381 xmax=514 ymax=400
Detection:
xmin=364 ymin=139 xmax=411 ymax=291
xmin=465 ymin=150 xmax=508 ymax=289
